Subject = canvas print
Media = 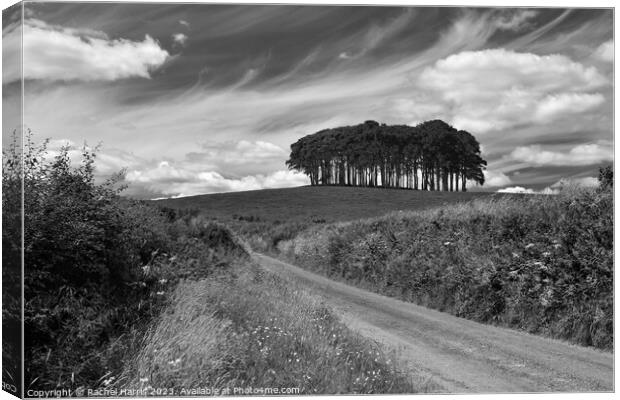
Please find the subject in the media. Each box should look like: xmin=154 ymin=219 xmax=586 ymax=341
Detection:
xmin=1 ymin=1 xmax=614 ymax=397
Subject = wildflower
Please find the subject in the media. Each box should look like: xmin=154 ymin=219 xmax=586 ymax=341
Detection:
xmin=542 ymin=252 xmax=551 ymax=257
xmin=156 ymin=291 xmax=165 ymax=296
xmin=443 ymin=241 xmax=452 ymax=246
xmin=159 ymin=278 xmax=167 ymax=284
xmin=553 ymin=244 xmax=562 ymax=249
xmin=102 ymin=377 xmax=115 ymax=386
xmin=525 ymin=243 xmax=535 ymax=249
xmin=142 ymin=265 xmax=151 ymax=273
xmin=139 ymin=378 xmax=149 ymax=383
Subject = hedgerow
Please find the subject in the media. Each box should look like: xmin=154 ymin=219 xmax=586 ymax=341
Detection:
xmin=2 ymin=132 xmax=247 ymax=391
xmin=277 ymin=185 xmax=613 ymax=349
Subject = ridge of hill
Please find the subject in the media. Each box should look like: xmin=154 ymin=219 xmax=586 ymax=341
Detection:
xmin=152 ymin=185 xmax=495 ymax=223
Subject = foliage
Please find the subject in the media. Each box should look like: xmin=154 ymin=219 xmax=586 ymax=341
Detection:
xmin=286 ymin=120 xmax=486 ymax=191
xmin=2 ymin=132 xmax=249 ymax=391
xmin=2 ymin=132 xmax=24 ymax=393
xmin=598 ymin=164 xmax=613 ymax=190
xmin=117 ymin=263 xmax=422 ymax=394
xmin=276 ymin=186 xmax=613 ymax=349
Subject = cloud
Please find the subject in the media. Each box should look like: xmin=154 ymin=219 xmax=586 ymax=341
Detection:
xmin=348 ymin=8 xmax=415 ymax=58
xmin=210 ymin=139 xmax=286 ymax=161
xmin=497 ymin=186 xmax=557 ymax=195
xmin=534 ymin=93 xmax=605 ymax=122
xmin=51 ymin=139 xmax=297 ymax=198
xmin=494 ymin=9 xmax=538 ymax=32
xmin=3 ymin=19 xmax=169 ymax=82
xmin=172 ymin=33 xmax=188 ymax=46
xmin=186 ymin=140 xmax=288 ymax=176
xmin=499 ymin=175 xmax=601 ymax=195
xmin=483 ymin=170 xmax=512 ymax=187
xmin=509 ymin=143 xmax=612 ymax=166
xmin=551 ymin=176 xmax=599 ymax=189
xmin=593 ymin=40 xmax=613 ymax=62
xmin=12 ymin=8 xmax=613 ymax=198
xmin=126 ymin=163 xmax=308 ymax=198
xmin=418 ymin=48 xmax=608 ymax=133
xmin=179 ymin=20 xmax=190 ymax=28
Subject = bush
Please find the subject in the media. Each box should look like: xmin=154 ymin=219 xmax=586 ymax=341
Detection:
xmin=0 ymin=133 xmax=204 ymax=390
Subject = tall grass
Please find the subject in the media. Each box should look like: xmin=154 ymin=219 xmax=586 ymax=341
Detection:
xmin=117 ymin=262 xmax=423 ymax=394
xmin=275 ymin=187 xmax=613 ymax=349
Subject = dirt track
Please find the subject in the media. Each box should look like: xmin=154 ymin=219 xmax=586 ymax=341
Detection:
xmin=253 ymin=252 xmax=613 ymax=393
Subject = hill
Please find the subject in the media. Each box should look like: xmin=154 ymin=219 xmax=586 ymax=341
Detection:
xmin=153 ymin=186 xmax=495 ymax=223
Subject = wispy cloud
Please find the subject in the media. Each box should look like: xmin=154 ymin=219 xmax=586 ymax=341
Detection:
xmin=493 ymin=9 xmax=538 ymax=32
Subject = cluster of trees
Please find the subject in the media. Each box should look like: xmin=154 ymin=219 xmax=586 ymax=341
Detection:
xmin=286 ymin=120 xmax=486 ymax=192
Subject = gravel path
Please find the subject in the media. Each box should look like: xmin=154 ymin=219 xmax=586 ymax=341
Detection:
xmin=253 ymin=252 xmax=614 ymax=393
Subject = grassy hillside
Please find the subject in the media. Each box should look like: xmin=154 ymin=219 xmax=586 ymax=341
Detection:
xmin=154 ymin=186 xmax=494 ymax=223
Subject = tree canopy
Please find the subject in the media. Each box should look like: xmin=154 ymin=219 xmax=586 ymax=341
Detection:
xmin=286 ymin=119 xmax=487 ymax=192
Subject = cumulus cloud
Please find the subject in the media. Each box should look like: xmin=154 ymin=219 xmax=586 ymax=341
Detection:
xmin=179 ymin=20 xmax=190 ymax=28
xmin=483 ymin=170 xmax=512 ymax=187
xmin=172 ymin=33 xmax=188 ymax=46
xmin=498 ymin=175 xmax=601 ymax=195
xmin=126 ymin=163 xmax=308 ymax=198
xmin=3 ymin=19 xmax=169 ymax=82
xmin=509 ymin=143 xmax=612 ymax=166
xmin=52 ymin=139 xmax=298 ymax=198
xmin=497 ymin=186 xmax=557 ymax=195
xmin=534 ymin=93 xmax=605 ymax=122
xmin=593 ymin=40 xmax=613 ymax=62
xmin=418 ymin=48 xmax=608 ymax=133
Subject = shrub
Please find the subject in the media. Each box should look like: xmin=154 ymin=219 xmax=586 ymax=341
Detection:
xmin=1 ymin=133 xmax=177 ymax=390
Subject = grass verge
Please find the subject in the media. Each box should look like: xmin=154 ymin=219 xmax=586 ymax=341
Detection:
xmin=116 ymin=262 xmax=424 ymax=394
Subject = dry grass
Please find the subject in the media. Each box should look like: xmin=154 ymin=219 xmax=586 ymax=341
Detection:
xmin=117 ymin=262 xmax=421 ymax=394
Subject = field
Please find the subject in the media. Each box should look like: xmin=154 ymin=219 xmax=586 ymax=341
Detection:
xmin=153 ymin=186 xmax=495 ymax=223
xmin=155 ymin=183 xmax=613 ymax=350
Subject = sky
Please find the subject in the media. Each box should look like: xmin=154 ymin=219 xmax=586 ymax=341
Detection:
xmin=2 ymin=2 xmax=614 ymax=198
